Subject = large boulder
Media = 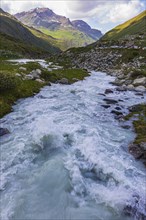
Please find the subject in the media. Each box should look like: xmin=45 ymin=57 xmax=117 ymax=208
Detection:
xmin=135 ymin=86 xmax=146 ymax=92
xmin=127 ymin=84 xmax=134 ymax=90
xmin=133 ymin=77 xmax=146 ymax=86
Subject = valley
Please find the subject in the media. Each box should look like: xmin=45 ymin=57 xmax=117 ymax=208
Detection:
xmin=0 ymin=7 xmax=146 ymax=220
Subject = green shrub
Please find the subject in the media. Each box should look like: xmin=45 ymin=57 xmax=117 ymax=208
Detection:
xmin=0 ymin=72 xmax=18 ymax=91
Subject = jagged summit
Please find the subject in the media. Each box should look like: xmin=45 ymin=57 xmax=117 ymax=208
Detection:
xmin=15 ymin=7 xmax=102 ymax=43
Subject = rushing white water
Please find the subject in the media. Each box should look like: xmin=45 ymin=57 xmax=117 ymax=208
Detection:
xmin=0 ymin=70 xmax=146 ymax=220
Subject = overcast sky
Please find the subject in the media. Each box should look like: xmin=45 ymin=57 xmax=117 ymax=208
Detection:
xmin=1 ymin=0 xmax=145 ymax=33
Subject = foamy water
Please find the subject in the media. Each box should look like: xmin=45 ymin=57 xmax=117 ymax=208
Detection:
xmin=0 ymin=69 xmax=146 ymax=220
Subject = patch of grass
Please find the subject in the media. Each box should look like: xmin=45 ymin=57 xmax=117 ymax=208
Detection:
xmin=124 ymin=104 xmax=146 ymax=144
xmin=41 ymin=68 xmax=89 ymax=84
xmin=0 ymin=79 xmax=43 ymax=118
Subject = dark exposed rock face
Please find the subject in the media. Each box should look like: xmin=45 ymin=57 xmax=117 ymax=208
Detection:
xmin=15 ymin=8 xmax=102 ymax=40
xmin=0 ymin=128 xmax=10 ymax=136
xmin=72 ymin=20 xmax=102 ymax=40
xmin=129 ymin=144 xmax=144 ymax=159
xmin=15 ymin=8 xmax=72 ymax=29
xmin=103 ymin=98 xmax=118 ymax=104
xmin=105 ymin=89 xmax=113 ymax=94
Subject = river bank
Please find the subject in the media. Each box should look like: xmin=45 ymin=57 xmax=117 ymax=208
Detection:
xmin=0 ymin=59 xmax=89 ymax=117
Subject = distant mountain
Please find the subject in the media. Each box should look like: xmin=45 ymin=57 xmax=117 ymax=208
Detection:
xmin=102 ymin=10 xmax=146 ymax=41
xmin=15 ymin=8 xmax=102 ymax=50
xmin=0 ymin=8 xmax=61 ymax=57
xmin=72 ymin=20 xmax=102 ymax=40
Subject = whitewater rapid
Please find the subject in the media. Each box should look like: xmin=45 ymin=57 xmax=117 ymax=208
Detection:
xmin=0 ymin=70 xmax=146 ymax=220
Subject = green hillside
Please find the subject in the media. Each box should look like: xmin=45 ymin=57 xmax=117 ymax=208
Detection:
xmin=0 ymin=10 xmax=61 ymax=58
xmin=39 ymin=27 xmax=94 ymax=50
xmin=102 ymin=10 xmax=146 ymax=40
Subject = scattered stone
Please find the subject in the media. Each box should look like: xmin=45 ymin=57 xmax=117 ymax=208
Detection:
xmin=35 ymin=69 xmax=42 ymax=75
xmin=73 ymin=78 xmax=79 ymax=82
xmin=129 ymin=144 xmax=144 ymax=159
xmin=105 ymin=89 xmax=113 ymax=94
xmin=25 ymin=74 xmax=34 ymax=80
xmin=101 ymin=104 xmax=111 ymax=109
xmin=19 ymin=67 xmax=27 ymax=71
xmin=0 ymin=128 xmax=10 ymax=136
xmin=30 ymin=69 xmax=42 ymax=79
xmin=15 ymin=73 xmax=21 ymax=77
xmin=103 ymin=98 xmax=118 ymax=104
xmin=35 ymin=79 xmax=44 ymax=83
xmin=57 ymin=78 xmax=69 ymax=84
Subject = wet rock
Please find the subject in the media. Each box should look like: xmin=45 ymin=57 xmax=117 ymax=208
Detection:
xmin=0 ymin=128 xmax=10 ymax=136
xmin=127 ymin=84 xmax=134 ymax=90
xmin=121 ymin=125 xmax=131 ymax=129
xmin=57 ymin=78 xmax=69 ymax=84
xmin=115 ymin=106 xmax=122 ymax=111
xmin=101 ymin=104 xmax=111 ymax=109
xmin=98 ymin=93 xmax=106 ymax=96
xmin=129 ymin=144 xmax=144 ymax=159
xmin=116 ymin=86 xmax=127 ymax=92
xmin=135 ymin=92 xmax=144 ymax=96
xmin=111 ymin=110 xmax=123 ymax=116
xmin=105 ymin=89 xmax=113 ymax=94
xmin=103 ymin=98 xmax=118 ymax=104
xmin=135 ymin=86 xmax=145 ymax=92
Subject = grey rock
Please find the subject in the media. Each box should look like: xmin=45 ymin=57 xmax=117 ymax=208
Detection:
xmin=133 ymin=77 xmax=146 ymax=86
xmin=35 ymin=79 xmax=44 ymax=83
xmin=135 ymin=86 xmax=145 ymax=92
xmin=15 ymin=73 xmax=21 ymax=77
xmin=57 ymin=78 xmax=69 ymax=84
xmin=111 ymin=110 xmax=123 ymax=116
xmin=127 ymin=85 xmax=134 ymax=90
xmin=19 ymin=67 xmax=27 ymax=71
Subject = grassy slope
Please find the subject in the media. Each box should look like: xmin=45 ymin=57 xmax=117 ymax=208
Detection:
xmin=102 ymin=10 xmax=146 ymax=40
xmin=39 ymin=27 xmax=95 ymax=50
xmin=0 ymin=13 xmax=61 ymax=57
xmin=0 ymin=33 xmax=53 ymax=59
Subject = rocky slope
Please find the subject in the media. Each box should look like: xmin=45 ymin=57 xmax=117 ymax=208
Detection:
xmin=72 ymin=20 xmax=102 ymax=40
xmin=14 ymin=8 xmax=102 ymax=50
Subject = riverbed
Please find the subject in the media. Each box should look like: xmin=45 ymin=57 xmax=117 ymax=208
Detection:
xmin=0 ymin=71 xmax=146 ymax=220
